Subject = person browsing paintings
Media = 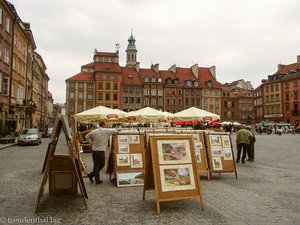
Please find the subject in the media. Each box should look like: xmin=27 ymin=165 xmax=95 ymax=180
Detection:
xmin=246 ymin=125 xmax=256 ymax=162
xmin=235 ymin=124 xmax=253 ymax=163
xmin=85 ymin=122 xmax=119 ymax=184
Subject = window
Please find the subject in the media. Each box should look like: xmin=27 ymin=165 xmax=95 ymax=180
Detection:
xmin=113 ymin=94 xmax=118 ymax=101
xmin=0 ymin=9 xmax=2 ymax=25
xmin=135 ymin=97 xmax=140 ymax=104
xmin=87 ymin=83 xmax=93 ymax=89
xmin=98 ymin=82 xmax=103 ymax=89
xmin=151 ymin=98 xmax=156 ymax=106
xmin=98 ymin=93 xmax=103 ymax=100
xmin=275 ymin=83 xmax=279 ymax=91
xmin=186 ymin=80 xmax=192 ymax=87
xmin=172 ymin=98 xmax=176 ymax=105
xmin=113 ymin=83 xmax=118 ymax=90
xmin=70 ymin=83 xmax=75 ymax=89
xmin=129 ymin=97 xmax=134 ymax=103
xmin=178 ymin=90 xmax=182 ymax=95
xmin=5 ymin=18 xmax=10 ymax=33
xmin=151 ymin=89 xmax=156 ymax=95
xmin=286 ymin=93 xmax=289 ymax=101
xmin=123 ymin=97 xmax=128 ymax=103
xmin=69 ymin=91 xmax=74 ymax=99
xmin=78 ymin=92 xmax=83 ymax=99
xmin=194 ymin=81 xmax=198 ymax=87
xmin=294 ymin=92 xmax=298 ymax=100
xmin=106 ymin=93 xmax=110 ymax=100
xmin=294 ymin=80 xmax=297 ymax=87
xmin=144 ymin=89 xmax=149 ymax=95
xmin=157 ymin=89 xmax=163 ymax=96
xmin=78 ymin=82 xmax=84 ymax=89
xmin=178 ymin=98 xmax=182 ymax=105
xmin=106 ymin=83 xmax=110 ymax=90
xmin=166 ymin=98 xmax=170 ymax=105
xmin=87 ymin=93 xmax=93 ymax=100
xmin=4 ymin=47 xmax=9 ymax=63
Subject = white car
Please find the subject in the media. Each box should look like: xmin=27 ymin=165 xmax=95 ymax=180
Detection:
xmin=18 ymin=128 xmax=42 ymax=145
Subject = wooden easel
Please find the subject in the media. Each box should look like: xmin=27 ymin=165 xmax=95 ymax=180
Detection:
xmin=204 ymin=131 xmax=238 ymax=180
xmin=35 ymin=115 xmax=88 ymax=212
xmin=143 ymin=135 xmax=204 ymax=214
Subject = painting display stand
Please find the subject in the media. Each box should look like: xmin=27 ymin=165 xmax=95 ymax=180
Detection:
xmin=204 ymin=131 xmax=237 ymax=180
xmin=35 ymin=115 xmax=88 ymax=212
xmin=112 ymin=132 xmax=146 ymax=187
xmin=143 ymin=135 xmax=204 ymax=214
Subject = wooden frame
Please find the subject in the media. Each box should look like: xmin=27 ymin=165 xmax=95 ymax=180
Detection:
xmin=204 ymin=132 xmax=237 ymax=180
xmin=116 ymin=171 xmax=144 ymax=187
xmin=143 ymin=135 xmax=204 ymax=214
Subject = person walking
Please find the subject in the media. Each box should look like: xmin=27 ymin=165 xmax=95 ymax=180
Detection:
xmin=236 ymin=124 xmax=253 ymax=163
xmin=85 ymin=122 xmax=118 ymax=184
xmin=246 ymin=125 xmax=256 ymax=162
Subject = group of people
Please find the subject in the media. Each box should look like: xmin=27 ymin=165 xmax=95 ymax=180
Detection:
xmin=235 ymin=124 xmax=256 ymax=163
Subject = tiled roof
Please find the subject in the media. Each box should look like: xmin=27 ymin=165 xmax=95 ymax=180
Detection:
xmin=82 ymin=62 xmax=94 ymax=67
xmin=159 ymin=70 xmax=178 ymax=82
xmin=94 ymin=62 xmax=122 ymax=73
xmin=66 ymin=72 xmax=94 ymax=81
xmin=121 ymin=67 xmax=141 ymax=85
xmin=139 ymin=68 xmax=161 ymax=78
xmin=198 ymin=67 xmax=222 ymax=88
xmin=276 ymin=63 xmax=298 ymax=74
xmin=95 ymin=52 xmax=118 ymax=57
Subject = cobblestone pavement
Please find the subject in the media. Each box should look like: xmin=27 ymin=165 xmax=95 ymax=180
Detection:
xmin=0 ymin=132 xmax=299 ymax=225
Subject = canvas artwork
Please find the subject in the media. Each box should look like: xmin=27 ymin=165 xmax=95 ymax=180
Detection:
xmin=209 ymin=135 xmax=221 ymax=146
xmin=129 ymin=135 xmax=140 ymax=144
xmin=211 ymin=146 xmax=222 ymax=157
xmin=157 ymin=139 xmax=192 ymax=164
xmin=195 ymin=149 xmax=202 ymax=163
xmin=117 ymin=154 xmax=131 ymax=166
xmin=212 ymin=157 xmax=223 ymax=170
xmin=221 ymin=135 xmax=231 ymax=148
xmin=116 ymin=171 xmax=144 ymax=187
xmin=118 ymin=135 xmax=129 ymax=144
xmin=223 ymin=148 xmax=233 ymax=160
xmin=118 ymin=143 xmax=130 ymax=153
xmin=194 ymin=141 xmax=203 ymax=150
xmin=192 ymin=134 xmax=200 ymax=142
xmin=159 ymin=164 xmax=196 ymax=192
xmin=131 ymin=153 xmax=143 ymax=168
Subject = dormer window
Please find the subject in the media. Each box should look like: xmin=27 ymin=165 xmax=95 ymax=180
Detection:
xmin=157 ymin=78 xmax=162 ymax=82
xmin=206 ymin=80 xmax=212 ymax=88
xmin=166 ymin=79 xmax=172 ymax=85
xmin=144 ymin=77 xmax=149 ymax=82
xmin=174 ymin=79 xmax=179 ymax=85
xmin=151 ymin=77 xmax=156 ymax=82
xmin=194 ymin=81 xmax=198 ymax=87
xmin=128 ymin=75 xmax=133 ymax=79
xmin=186 ymin=80 xmax=192 ymax=87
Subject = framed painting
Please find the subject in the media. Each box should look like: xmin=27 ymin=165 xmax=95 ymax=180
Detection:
xmin=159 ymin=164 xmax=196 ymax=192
xmin=116 ymin=171 xmax=144 ymax=187
xmin=116 ymin=154 xmax=131 ymax=167
xmin=192 ymin=134 xmax=200 ymax=142
xmin=194 ymin=141 xmax=203 ymax=150
xmin=195 ymin=149 xmax=202 ymax=163
xmin=212 ymin=157 xmax=223 ymax=170
xmin=221 ymin=135 xmax=231 ymax=148
xmin=157 ymin=139 xmax=192 ymax=164
xmin=118 ymin=143 xmax=130 ymax=153
xmin=129 ymin=135 xmax=140 ymax=144
xmin=131 ymin=153 xmax=143 ymax=168
xmin=223 ymin=148 xmax=233 ymax=160
xmin=209 ymin=135 xmax=221 ymax=146
xmin=118 ymin=135 xmax=129 ymax=144
xmin=211 ymin=145 xmax=222 ymax=157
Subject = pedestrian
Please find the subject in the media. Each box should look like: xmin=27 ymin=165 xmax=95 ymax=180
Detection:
xmin=246 ymin=126 xmax=256 ymax=162
xmin=235 ymin=124 xmax=253 ymax=163
xmin=85 ymin=121 xmax=119 ymax=184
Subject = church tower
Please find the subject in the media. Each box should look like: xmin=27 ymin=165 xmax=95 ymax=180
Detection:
xmin=126 ymin=31 xmax=137 ymax=67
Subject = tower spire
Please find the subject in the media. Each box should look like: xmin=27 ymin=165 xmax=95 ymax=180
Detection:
xmin=126 ymin=30 xmax=138 ymax=67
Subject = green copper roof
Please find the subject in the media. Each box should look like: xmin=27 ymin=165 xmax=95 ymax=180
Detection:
xmin=127 ymin=32 xmax=136 ymax=50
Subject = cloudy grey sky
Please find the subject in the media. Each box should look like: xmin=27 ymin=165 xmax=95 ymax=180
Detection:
xmin=10 ymin=0 xmax=300 ymax=103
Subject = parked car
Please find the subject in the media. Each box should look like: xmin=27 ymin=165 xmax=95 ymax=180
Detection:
xmin=42 ymin=127 xmax=53 ymax=138
xmin=18 ymin=128 xmax=42 ymax=145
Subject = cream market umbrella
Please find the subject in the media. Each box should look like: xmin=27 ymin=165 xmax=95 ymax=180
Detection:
xmin=127 ymin=107 xmax=166 ymax=123
xmin=173 ymin=106 xmax=220 ymax=122
xmin=163 ymin=111 xmax=175 ymax=121
xmin=75 ymin=105 xmax=127 ymax=123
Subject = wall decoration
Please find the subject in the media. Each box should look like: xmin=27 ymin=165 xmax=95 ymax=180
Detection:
xmin=131 ymin=153 xmax=143 ymax=168
xmin=192 ymin=134 xmax=200 ymax=142
xmin=209 ymin=135 xmax=221 ymax=146
xmin=118 ymin=143 xmax=130 ymax=153
xmin=194 ymin=141 xmax=203 ymax=150
xmin=129 ymin=135 xmax=140 ymax=144
xmin=212 ymin=157 xmax=223 ymax=170
xmin=211 ymin=146 xmax=222 ymax=157
xmin=117 ymin=154 xmax=131 ymax=166
xmin=195 ymin=149 xmax=202 ymax=163
xmin=221 ymin=135 xmax=231 ymax=148
xmin=118 ymin=135 xmax=129 ymax=144
xmin=159 ymin=164 xmax=196 ymax=192
xmin=157 ymin=139 xmax=192 ymax=164
xmin=223 ymin=148 xmax=233 ymax=160
xmin=116 ymin=171 xmax=144 ymax=187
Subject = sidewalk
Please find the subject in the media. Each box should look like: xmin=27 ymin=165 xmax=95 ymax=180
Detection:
xmin=0 ymin=140 xmax=17 ymax=150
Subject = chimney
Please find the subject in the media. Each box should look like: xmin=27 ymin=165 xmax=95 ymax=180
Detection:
xmin=168 ymin=64 xmax=176 ymax=74
xmin=297 ymin=55 xmax=300 ymax=63
xmin=191 ymin=64 xmax=198 ymax=79
xmin=135 ymin=62 xmax=140 ymax=72
xmin=277 ymin=64 xmax=285 ymax=70
xmin=209 ymin=66 xmax=216 ymax=79
xmin=151 ymin=63 xmax=159 ymax=73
